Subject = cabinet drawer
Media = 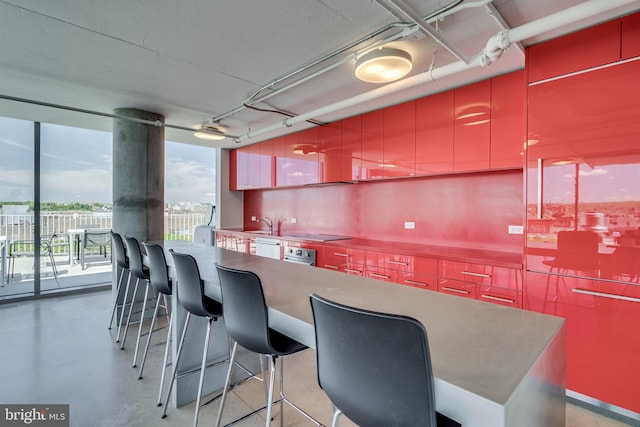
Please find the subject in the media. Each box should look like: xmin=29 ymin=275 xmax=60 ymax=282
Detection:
xmin=366 ymin=251 xmax=412 ymax=271
xmin=323 ymin=247 xmax=366 ymax=265
xmin=366 ymin=266 xmax=397 ymax=282
xmin=399 ymin=272 xmax=437 ymax=290
xmin=438 ymin=279 xmax=477 ymax=299
xmin=478 ymin=285 xmax=522 ymax=308
xmin=439 ymin=261 xmax=493 ymax=285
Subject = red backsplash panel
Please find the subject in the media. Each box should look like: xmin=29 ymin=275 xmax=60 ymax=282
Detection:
xmin=243 ymin=170 xmax=523 ymax=252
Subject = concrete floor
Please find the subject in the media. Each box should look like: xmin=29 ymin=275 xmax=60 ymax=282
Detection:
xmin=0 ymin=290 xmax=634 ymax=427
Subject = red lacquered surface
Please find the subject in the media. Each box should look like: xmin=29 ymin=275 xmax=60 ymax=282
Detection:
xmin=318 ymin=120 xmax=343 ymax=183
xmin=527 ymin=20 xmax=621 ymax=83
xmin=383 ymin=101 xmax=415 ymax=177
xmin=439 ymin=260 xmax=493 ymax=286
xmin=454 ymin=80 xmax=491 ymax=172
xmin=297 ymin=127 xmax=319 ymax=185
xmin=478 ymin=285 xmax=522 ymax=308
xmin=622 ymin=12 xmax=640 ymax=60
xmin=525 ymin=272 xmax=640 ymax=412
xmin=415 ymin=90 xmax=454 ymax=175
xmin=490 ymin=71 xmax=525 ymax=169
xmin=342 ymin=115 xmax=362 ymax=181
xmin=229 ymin=149 xmax=239 ymax=190
xmin=259 ymin=139 xmax=275 ymax=188
xmin=360 ymin=109 xmax=384 ymax=180
xmin=274 ymin=136 xmax=288 ymax=187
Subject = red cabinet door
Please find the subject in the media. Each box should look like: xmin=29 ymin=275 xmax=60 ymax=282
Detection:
xmin=454 ymin=80 xmax=491 ymax=172
xmin=622 ymin=12 xmax=640 ymax=60
xmin=383 ymin=101 xmax=415 ymax=178
xmin=246 ymin=143 xmax=261 ymax=189
xmin=438 ymin=278 xmax=477 ymax=299
xmin=415 ymin=91 xmax=454 ymax=175
xmin=229 ymin=149 xmax=240 ymax=190
xmin=258 ymin=139 xmax=275 ymax=188
xmin=527 ymin=20 xmax=621 ymax=83
xmin=361 ymin=110 xmax=384 ymax=180
xmin=274 ymin=135 xmax=288 ymax=187
xmin=526 ymin=271 xmax=640 ymax=413
xmin=318 ymin=121 xmax=343 ymax=183
xmin=477 ymin=285 xmax=522 ymax=308
xmin=297 ymin=127 xmax=319 ymax=185
xmin=490 ymin=71 xmax=525 ymax=169
xmin=342 ymin=116 xmax=362 ymax=180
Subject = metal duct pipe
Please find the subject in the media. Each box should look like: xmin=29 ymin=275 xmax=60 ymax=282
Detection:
xmin=236 ymin=0 xmax=637 ymax=143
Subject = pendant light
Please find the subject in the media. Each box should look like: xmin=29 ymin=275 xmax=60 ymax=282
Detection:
xmin=194 ymin=121 xmax=226 ymax=141
xmin=355 ymin=48 xmax=412 ymax=83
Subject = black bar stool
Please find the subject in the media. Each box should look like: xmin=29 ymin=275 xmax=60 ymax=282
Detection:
xmin=109 ymin=232 xmax=131 ymax=339
xmin=162 ymin=250 xmax=223 ymax=427
xmin=214 ymin=264 xmax=320 ymax=427
xmin=138 ymin=242 xmax=173 ymax=407
xmin=309 ymin=293 xmax=460 ymax=427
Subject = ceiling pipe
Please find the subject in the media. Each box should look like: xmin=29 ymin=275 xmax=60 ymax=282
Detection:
xmin=485 ymin=3 xmax=525 ymax=58
xmin=373 ymin=0 xmax=470 ymax=64
xmin=235 ymin=0 xmax=636 ymax=143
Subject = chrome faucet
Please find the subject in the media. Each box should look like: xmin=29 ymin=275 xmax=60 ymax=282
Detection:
xmin=258 ymin=216 xmax=273 ymax=235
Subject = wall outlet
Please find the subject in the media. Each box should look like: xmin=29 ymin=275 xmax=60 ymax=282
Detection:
xmin=404 ymin=221 xmax=415 ymax=230
xmin=508 ymin=225 xmax=524 ymax=235
xmin=290 ymin=217 xmax=297 ymax=224
xmin=251 ymin=216 xmax=257 ymax=221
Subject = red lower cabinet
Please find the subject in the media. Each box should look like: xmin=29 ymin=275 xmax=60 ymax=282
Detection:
xmin=526 ymin=271 xmax=640 ymax=413
xmin=477 ymin=285 xmax=522 ymax=308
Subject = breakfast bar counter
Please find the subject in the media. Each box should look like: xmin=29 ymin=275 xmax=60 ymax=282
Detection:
xmin=157 ymin=240 xmax=566 ymax=426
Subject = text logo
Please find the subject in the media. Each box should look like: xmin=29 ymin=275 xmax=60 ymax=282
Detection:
xmin=0 ymin=405 xmax=68 ymax=427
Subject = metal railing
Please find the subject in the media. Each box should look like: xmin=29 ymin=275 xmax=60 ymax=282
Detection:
xmin=1 ymin=212 xmax=207 ymax=249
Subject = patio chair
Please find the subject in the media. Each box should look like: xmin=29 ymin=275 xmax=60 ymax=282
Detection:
xmin=81 ymin=229 xmax=112 ymax=270
xmin=8 ymin=235 xmax=59 ymax=284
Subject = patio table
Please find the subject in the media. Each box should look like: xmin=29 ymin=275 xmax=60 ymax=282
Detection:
xmin=67 ymin=228 xmax=111 ymax=266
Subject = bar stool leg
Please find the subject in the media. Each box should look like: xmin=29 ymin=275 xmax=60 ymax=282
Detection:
xmin=156 ymin=302 xmax=173 ymax=406
xmin=115 ymin=271 xmax=133 ymax=342
xmin=265 ymin=355 xmax=277 ymax=427
xmin=120 ymin=277 xmax=141 ymax=350
xmin=161 ymin=312 xmax=191 ymax=418
xmin=132 ymin=280 xmax=151 ymax=367
xmin=214 ymin=341 xmax=239 ymax=427
xmin=331 ymin=408 xmax=343 ymax=427
xmin=108 ymin=267 xmax=126 ymax=330
xmin=137 ymin=289 xmax=162 ymax=378
xmin=193 ymin=317 xmax=214 ymax=427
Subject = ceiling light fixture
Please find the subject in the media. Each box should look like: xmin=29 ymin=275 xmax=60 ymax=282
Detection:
xmin=194 ymin=121 xmax=226 ymax=141
xmin=355 ymin=48 xmax=412 ymax=83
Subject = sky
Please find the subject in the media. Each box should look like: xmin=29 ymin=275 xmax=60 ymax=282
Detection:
xmin=0 ymin=116 xmax=216 ymax=205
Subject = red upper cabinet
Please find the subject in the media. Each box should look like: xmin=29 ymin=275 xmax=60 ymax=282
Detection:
xmin=297 ymin=127 xmax=319 ymax=185
xmin=527 ymin=20 xmax=621 ymax=83
xmin=361 ymin=109 xmax=384 ymax=180
xmin=274 ymin=135 xmax=289 ymax=187
xmin=490 ymin=71 xmax=525 ymax=169
xmin=342 ymin=116 xmax=362 ymax=181
xmin=415 ymin=91 xmax=454 ymax=175
xmin=229 ymin=149 xmax=240 ymax=190
xmin=318 ymin=121 xmax=343 ymax=183
xmin=454 ymin=80 xmax=491 ymax=172
xmin=622 ymin=12 xmax=640 ymax=60
xmin=258 ymin=139 xmax=274 ymax=188
xmin=383 ymin=101 xmax=416 ymax=178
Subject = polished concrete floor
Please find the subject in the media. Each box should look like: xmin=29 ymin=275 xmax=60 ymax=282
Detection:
xmin=0 ymin=290 xmax=634 ymax=427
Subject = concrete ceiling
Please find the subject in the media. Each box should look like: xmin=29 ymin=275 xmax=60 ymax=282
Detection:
xmin=1 ymin=0 xmax=638 ymax=147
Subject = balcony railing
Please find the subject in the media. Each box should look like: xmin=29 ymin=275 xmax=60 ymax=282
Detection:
xmin=1 ymin=212 xmax=207 ymax=245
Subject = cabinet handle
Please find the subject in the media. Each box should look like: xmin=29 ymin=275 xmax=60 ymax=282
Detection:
xmin=333 ymin=252 xmax=349 ymax=257
xmin=461 ymin=271 xmax=491 ymax=279
xmin=404 ymin=279 xmax=428 ymax=287
xmin=345 ymin=268 xmax=362 ymax=274
xmin=370 ymin=273 xmax=390 ymax=279
xmin=572 ymin=288 xmax=640 ymax=303
xmin=442 ymin=286 xmax=470 ymax=295
xmin=386 ymin=260 xmax=408 ymax=266
xmin=481 ymin=294 xmax=515 ymax=304
xmin=324 ymin=264 xmax=339 ymax=270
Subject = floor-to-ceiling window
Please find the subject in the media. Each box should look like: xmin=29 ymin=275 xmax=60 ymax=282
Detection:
xmin=1 ymin=115 xmax=217 ymax=301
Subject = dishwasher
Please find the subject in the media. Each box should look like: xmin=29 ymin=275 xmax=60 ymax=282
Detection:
xmin=254 ymin=237 xmax=282 ymax=259
xmin=283 ymin=247 xmax=316 ymax=266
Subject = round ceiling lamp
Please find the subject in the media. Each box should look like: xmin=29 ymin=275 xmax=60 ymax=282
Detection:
xmin=194 ymin=122 xmax=226 ymax=141
xmin=355 ymin=48 xmax=412 ymax=83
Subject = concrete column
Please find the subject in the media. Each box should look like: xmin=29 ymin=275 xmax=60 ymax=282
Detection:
xmin=112 ymin=108 xmax=165 ymax=242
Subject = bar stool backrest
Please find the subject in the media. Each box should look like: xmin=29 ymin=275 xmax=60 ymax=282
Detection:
xmin=215 ymin=265 xmax=273 ymax=355
xmin=110 ymin=232 xmax=128 ymax=269
xmin=124 ymin=236 xmax=147 ymax=280
xmin=170 ymin=250 xmax=222 ymax=318
xmin=142 ymin=242 xmax=172 ymax=295
xmin=310 ymin=293 xmax=437 ymax=427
